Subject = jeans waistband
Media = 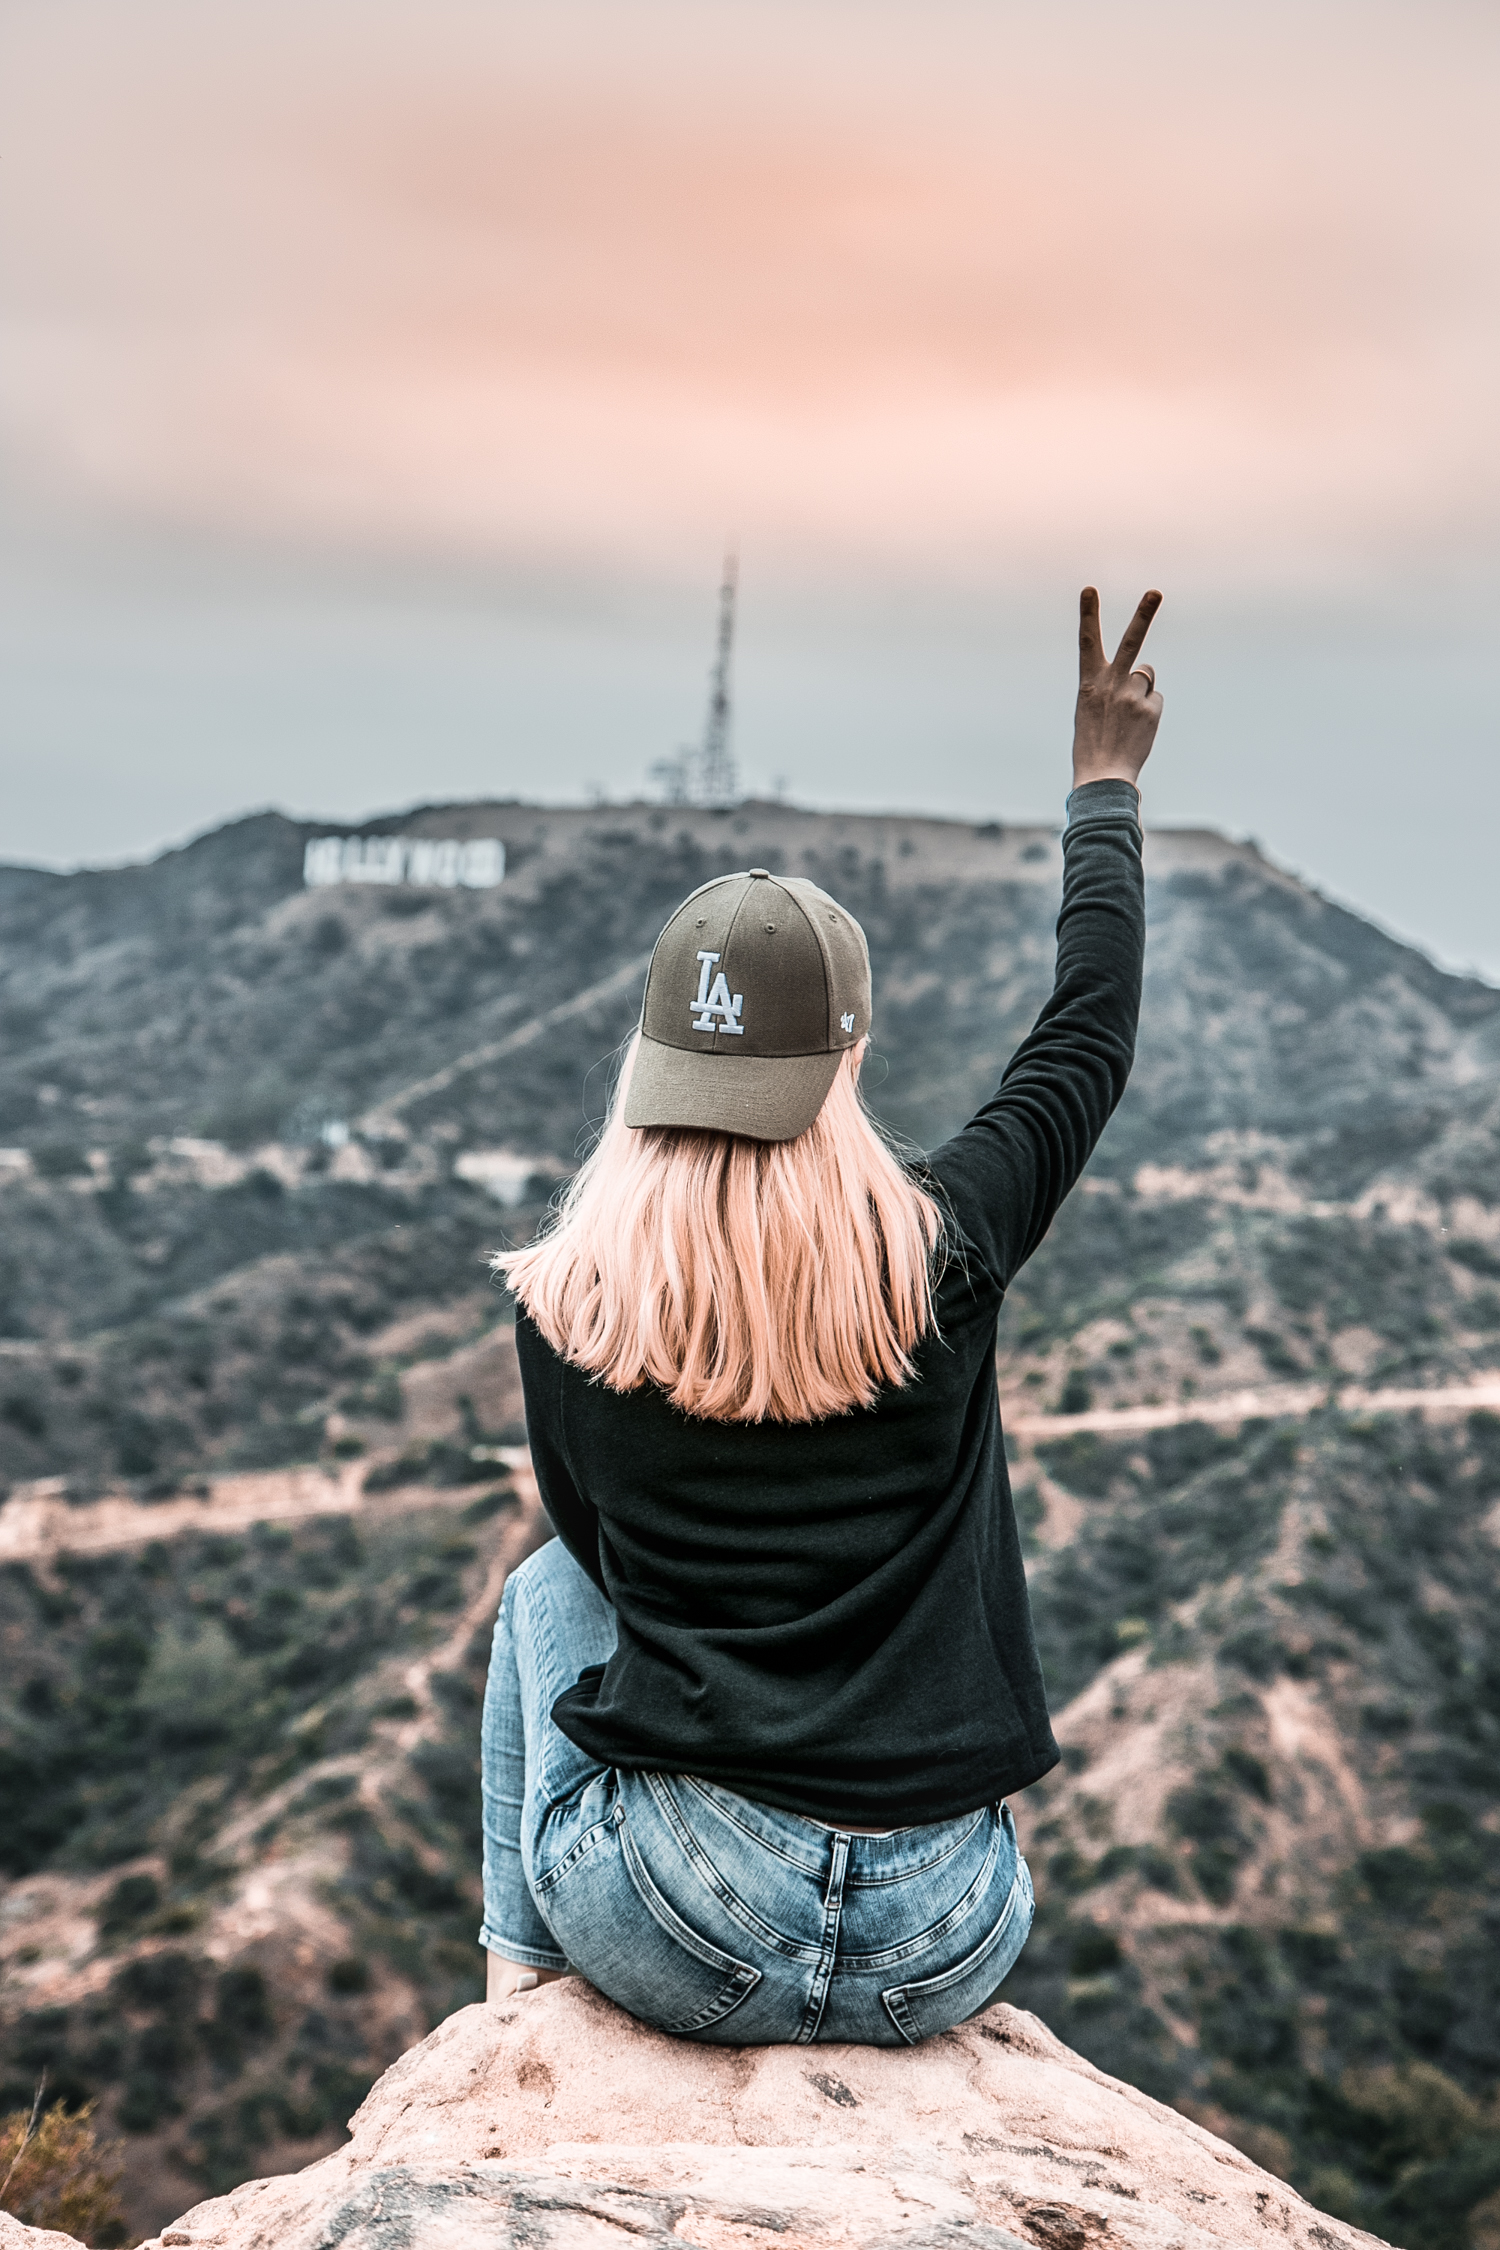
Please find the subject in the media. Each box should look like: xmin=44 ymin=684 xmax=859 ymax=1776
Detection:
xmin=673 ymin=1772 xmax=995 ymax=1882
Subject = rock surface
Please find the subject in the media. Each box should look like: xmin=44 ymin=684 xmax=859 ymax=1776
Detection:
xmin=6 ymin=1978 xmax=1392 ymax=2249
xmin=0 ymin=2221 xmax=86 ymax=2250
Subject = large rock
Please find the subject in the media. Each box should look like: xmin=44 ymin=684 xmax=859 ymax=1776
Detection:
xmin=8 ymin=1981 xmax=1390 ymax=2249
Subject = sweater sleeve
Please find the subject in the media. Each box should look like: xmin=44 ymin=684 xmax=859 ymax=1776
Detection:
xmin=926 ymin=778 xmax=1145 ymax=1294
xmin=514 ymin=1311 xmax=609 ymax=1593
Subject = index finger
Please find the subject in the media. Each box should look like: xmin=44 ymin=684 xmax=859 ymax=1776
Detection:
xmin=1078 ymin=586 xmax=1105 ymax=674
xmin=1111 ymin=589 xmax=1162 ymax=674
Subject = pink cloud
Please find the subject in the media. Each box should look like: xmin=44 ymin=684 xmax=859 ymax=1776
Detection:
xmin=2 ymin=0 xmax=1495 ymax=592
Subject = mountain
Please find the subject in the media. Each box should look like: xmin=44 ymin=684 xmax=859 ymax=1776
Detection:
xmin=2 ymin=799 xmax=1498 ymax=2249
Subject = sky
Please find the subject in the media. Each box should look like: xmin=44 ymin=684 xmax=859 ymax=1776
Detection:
xmin=2 ymin=0 xmax=1498 ymax=969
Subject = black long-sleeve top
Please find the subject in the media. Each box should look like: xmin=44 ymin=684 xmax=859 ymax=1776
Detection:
xmin=513 ymin=779 xmax=1145 ymax=1827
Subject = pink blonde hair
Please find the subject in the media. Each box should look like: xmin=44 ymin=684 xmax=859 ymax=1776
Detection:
xmin=496 ymin=1040 xmax=943 ymax=1424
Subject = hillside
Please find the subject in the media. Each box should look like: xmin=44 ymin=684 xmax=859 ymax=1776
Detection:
xmin=2 ymin=798 xmax=1499 ymax=2249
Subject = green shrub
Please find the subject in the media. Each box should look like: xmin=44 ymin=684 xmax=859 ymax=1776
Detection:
xmin=204 ymin=1966 xmax=274 ymax=2063
xmin=412 ymin=1741 xmax=481 ymax=1844
xmin=1340 ymin=2061 xmax=1480 ymax=2167
xmin=461 ymin=1485 xmax=517 ymax=1524
xmin=1303 ymin=2166 xmax=1365 ymax=2225
xmin=363 ymin=1440 xmax=493 ymax=1492
xmin=112 ymin=1949 xmax=200 ymax=2014
xmin=114 ymin=1412 xmax=160 ymax=1477
xmin=0 ymin=2011 xmax=94 ymax=2120
xmin=1069 ymin=1927 xmax=1122 ymax=1977
xmin=1394 ymin=1964 xmax=1458 ymax=2056
xmin=1449 ymin=1239 xmax=1500 ymax=1278
xmin=1221 ymin=1746 xmax=1273 ymax=1802
xmin=1046 ymin=1845 xmax=1093 ymax=1894
xmin=0 ymin=2100 xmax=128 ymax=2245
xmin=137 ymin=1621 xmax=257 ymax=1743
xmin=200 ymin=1075 xmax=294 ymax=1150
xmin=1381 ymin=2141 xmax=1500 ymax=2250
xmin=1357 ymin=1847 xmax=1435 ymax=1913
xmin=98 ymin=1873 xmax=161 ymax=1937
xmin=1199 ymin=1926 xmax=1301 ymax=2079
xmin=1166 ymin=1779 xmax=1245 ymax=1905
xmin=1246 ymin=1325 xmax=1304 ymax=1375
xmin=31 ymin=1142 xmax=91 ymax=1179
xmin=1278 ymin=1927 xmax=1341 ymax=1981
xmin=116 ymin=2072 xmax=181 ymax=2133
xmin=1034 ymin=1433 xmax=1132 ymax=1499
xmin=1055 ymin=1370 xmax=1094 ymax=1415
xmin=342 ymin=1366 xmax=404 ymax=1421
xmin=1 ymin=1395 xmax=47 ymax=1440
xmin=1144 ymin=1422 xmax=1239 ymax=1487
xmin=82 ymin=1624 xmax=152 ymax=1698
xmin=1092 ymin=1842 xmax=1182 ymax=1894
xmin=1220 ymin=1626 xmax=1286 ymax=1680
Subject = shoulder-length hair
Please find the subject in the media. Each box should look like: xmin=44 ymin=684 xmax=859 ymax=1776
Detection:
xmin=495 ymin=1039 xmax=943 ymax=1424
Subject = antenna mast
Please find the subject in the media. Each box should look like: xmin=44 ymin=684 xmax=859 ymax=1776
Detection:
xmin=697 ymin=551 xmax=739 ymax=807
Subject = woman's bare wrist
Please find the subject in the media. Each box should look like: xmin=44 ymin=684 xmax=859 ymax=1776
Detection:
xmin=1071 ymin=766 xmax=1142 ymax=793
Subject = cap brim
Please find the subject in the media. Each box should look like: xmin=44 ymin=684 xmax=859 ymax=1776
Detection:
xmin=623 ymin=1034 xmax=842 ymax=1143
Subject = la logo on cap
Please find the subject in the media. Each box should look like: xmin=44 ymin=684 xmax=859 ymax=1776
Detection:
xmin=691 ymin=951 xmax=745 ymax=1036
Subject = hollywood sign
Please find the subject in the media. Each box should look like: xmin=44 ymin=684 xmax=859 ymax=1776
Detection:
xmin=303 ymin=836 xmax=505 ymax=890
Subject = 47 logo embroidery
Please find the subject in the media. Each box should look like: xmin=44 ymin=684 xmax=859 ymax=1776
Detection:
xmin=691 ymin=950 xmax=745 ymax=1035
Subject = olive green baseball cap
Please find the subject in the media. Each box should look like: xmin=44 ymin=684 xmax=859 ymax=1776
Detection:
xmin=625 ymin=868 xmax=872 ymax=1142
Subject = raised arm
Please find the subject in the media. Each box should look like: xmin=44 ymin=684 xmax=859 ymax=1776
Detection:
xmin=928 ymin=588 xmax=1164 ymax=1292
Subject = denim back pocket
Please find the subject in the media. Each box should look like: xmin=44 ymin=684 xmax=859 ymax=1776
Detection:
xmin=880 ymin=1853 xmax=1034 ymax=2046
xmin=537 ymin=1804 xmax=761 ymax=2038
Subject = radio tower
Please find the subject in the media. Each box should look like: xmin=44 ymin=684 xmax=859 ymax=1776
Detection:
xmin=697 ymin=551 xmax=739 ymax=807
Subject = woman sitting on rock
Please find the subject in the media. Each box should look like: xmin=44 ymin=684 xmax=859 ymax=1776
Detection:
xmin=482 ymin=588 xmax=1163 ymax=2045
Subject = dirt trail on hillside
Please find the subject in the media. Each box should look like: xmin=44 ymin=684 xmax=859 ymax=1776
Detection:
xmin=0 ymin=1451 xmax=532 ymax=1566
xmin=1004 ymin=1372 xmax=1500 ymax=1440
xmin=7 ymin=1374 xmax=1500 ymax=1564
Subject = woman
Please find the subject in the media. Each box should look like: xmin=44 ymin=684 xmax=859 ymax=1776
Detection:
xmin=480 ymin=586 xmax=1163 ymax=2046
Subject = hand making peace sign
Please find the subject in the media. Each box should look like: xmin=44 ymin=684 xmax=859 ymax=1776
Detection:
xmin=1072 ymin=586 xmax=1163 ymax=792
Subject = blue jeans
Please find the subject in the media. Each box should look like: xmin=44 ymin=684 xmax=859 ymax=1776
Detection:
xmin=479 ymin=1539 xmax=1035 ymax=2046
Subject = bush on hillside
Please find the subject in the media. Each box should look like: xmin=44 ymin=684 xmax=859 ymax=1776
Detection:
xmin=0 ymin=2099 xmax=128 ymax=2246
xmin=31 ymin=1142 xmax=92 ymax=1180
xmin=1034 ymin=1432 xmax=1133 ymax=1498
xmin=363 ymin=1439 xmax=495 ymax=1491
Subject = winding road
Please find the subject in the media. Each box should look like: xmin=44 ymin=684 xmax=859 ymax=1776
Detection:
xmin=6 ymin=1376 xmax=1500 ymax=1566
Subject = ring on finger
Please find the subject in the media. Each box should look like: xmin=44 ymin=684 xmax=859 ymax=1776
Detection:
xmin=1132 ymin=666 xmax=1156 ymax=692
